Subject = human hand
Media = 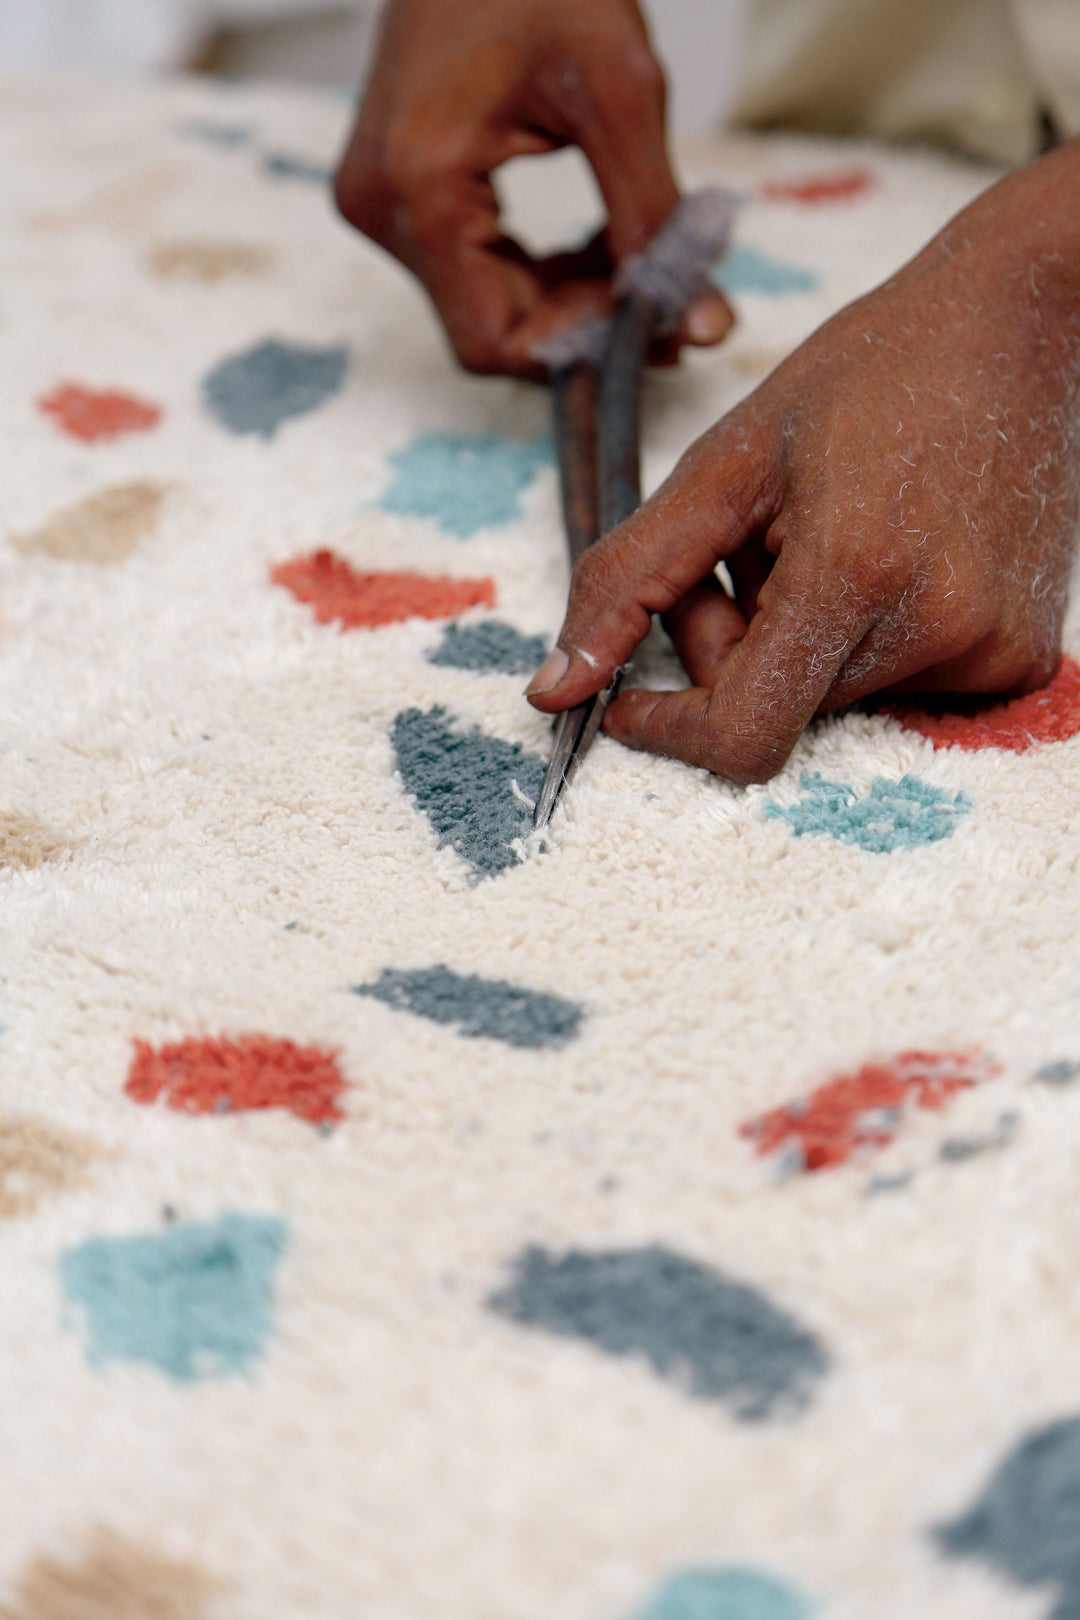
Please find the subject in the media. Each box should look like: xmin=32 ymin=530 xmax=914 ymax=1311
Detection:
xmin=526 ymin=142 xmax=1080 ymax=782
xmin=334 ymin=0 xmax=733 ymax=377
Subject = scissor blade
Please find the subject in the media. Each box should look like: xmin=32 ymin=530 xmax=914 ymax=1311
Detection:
xmin=532 ymin=669 xmax=624 ymax=832
xmin=533 ymin=703 xmax=589 ymax=831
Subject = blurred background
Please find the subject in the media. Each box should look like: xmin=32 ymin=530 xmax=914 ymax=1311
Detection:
xmin=0 ymin=0 xmax=750 ymax=137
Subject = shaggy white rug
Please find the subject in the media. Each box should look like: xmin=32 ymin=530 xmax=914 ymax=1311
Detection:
xmin=2 ymin=73 xmax=1080 ymax=1620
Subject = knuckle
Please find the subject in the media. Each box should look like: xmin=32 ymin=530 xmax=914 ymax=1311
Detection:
xmin=615 ymin=44 xmax=666 ymax=105
xmin=378 ymin=131 xmax=437 ymax=207
xmin=333 ymin=158 xmax=377 ymax=232
xmin=1021 ymin=650 xmax=1062 ymax=692
xmin=568 ymin=541 xmax=633 ymax=623
xmin=454 ymin=336 xmax=505 ymax=376
xmin=933 ymin=588 xmax=996 ymax=650
xmin=973 ymin=633 xmax=1049 ymax=694
xmin=568 ymin=548 xmax=608 ymax=607
xmin=333 ymin=150 xmax=401 ymax=241
xmin=334 ymin=124 xmax=446 ymax=240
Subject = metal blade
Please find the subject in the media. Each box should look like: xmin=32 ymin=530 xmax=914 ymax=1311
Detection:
xmin=532 ymin=669 xmax=625 ymax=832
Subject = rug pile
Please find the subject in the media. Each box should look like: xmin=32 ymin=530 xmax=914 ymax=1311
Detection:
xmin=2 ymin=73 xmax=1080 ymax=1620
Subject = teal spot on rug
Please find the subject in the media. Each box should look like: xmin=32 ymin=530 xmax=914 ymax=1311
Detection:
xmin=933 ymin=1415 xmax=1080 ymax=1619
xmin=376 ymin=431 xmax=551 ymax=536
xmin=177 ymin=120 xmax=252 ymax=148
xmin=489 ymin=1245 xmax=828 ymax=1420
xmin=391 ymin=705 xmax=544 ymax=878
xmin=261 ymin=152 xmax=331 ymax=184
xmin=711 ymin=243 xmax=819 ymax=298
xmin=60 ymin=1213 xmax=286 ymax=1381
xmin=355 ymin=964 xmax=582 ymax=1048
xmin=203 ymin=338 xmax=347 ymax=440
xmin=1037 ymin=1060 xmax=1080 ymax=1086
xmin=427 ymin=619 xmax=548 ymax=675
xmin=765 ymin=772 xmax=970 ymax=853
xmin=634 ymin=1568 xmax=810 ymax=1620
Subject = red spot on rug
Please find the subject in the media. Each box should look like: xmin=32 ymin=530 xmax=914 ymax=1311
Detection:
xmin=740 ymin=1049 xmax=1000 ymax=1172
xmin=38 ymin=383 xmax=162 ymax=444
xmin=885 ymin=657 xmax=1080 ymax=753
xmin=126 ymin=1035 xmax=346 ymax=1125
xmin=271 ymin=549 xmax=496 ymax=629
xmin=760 ymin=168 xmax=874 ymax=204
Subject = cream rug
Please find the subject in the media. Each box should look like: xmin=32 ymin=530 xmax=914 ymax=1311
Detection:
xmin=2 ymin=73 xmax=1080 ymax=1620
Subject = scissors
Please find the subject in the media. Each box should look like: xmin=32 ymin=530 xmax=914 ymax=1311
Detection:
xmin=531 ymin=186 xmax=737 ymax=833
xmin=531 ymin=292 xmax=655 ymax=831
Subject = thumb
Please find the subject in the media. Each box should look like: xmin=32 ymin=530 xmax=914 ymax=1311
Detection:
xmin=526 ymin=419 xmax=776 ymax=709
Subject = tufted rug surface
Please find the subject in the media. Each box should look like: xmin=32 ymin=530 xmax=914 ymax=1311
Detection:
xmin=3 ymin=74 xmax=1080 ymax=1620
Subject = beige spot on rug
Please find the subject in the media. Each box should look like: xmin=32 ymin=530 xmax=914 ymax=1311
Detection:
xmin=147 ymin=239 xmax=273 ymax=284
xmin=0 ymin=1118 xmax=103 ymax=1219
xmin=13 ymin=483 xmax=168 ymax=564
xmin=29 ymin=164 xmax=185 ymax=237
xmin=730 ymin=345 xmax=792 ymax=379
xmin=0 ymin=813 xmax=69 ymax=870
xmin=0 ymin=1530 xmax=223 ymax=1620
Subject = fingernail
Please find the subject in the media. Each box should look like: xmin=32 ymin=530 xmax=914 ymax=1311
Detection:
xmin=685 ymin=293 xmax=733 ymax=345
xmin=526 ymin=647 xmax=570 ymax=695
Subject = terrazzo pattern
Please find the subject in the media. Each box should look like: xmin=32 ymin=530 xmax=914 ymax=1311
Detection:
xmin=1 ymin=73 xmax=1078 ymax=1620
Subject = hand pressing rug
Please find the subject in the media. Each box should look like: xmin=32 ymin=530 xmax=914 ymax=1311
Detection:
xmin=2 ymin=74 xmax=1079 ymax=1620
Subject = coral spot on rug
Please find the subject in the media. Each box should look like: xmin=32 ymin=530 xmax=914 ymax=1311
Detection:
xmin=760 ymin=169 xmax=874 ymax=203
xmin=125 ymin=1034 xmax=347 ymax=1125
xmin=886 ymin=656 xmax=1080 ymax=752
xmin=38 ymin=383 xmax=162 ymax=444
xmin=741 ymin=1050 xmax=1001 ymax=1173
xmin=273 ymin=550 xmax=495 ymax=630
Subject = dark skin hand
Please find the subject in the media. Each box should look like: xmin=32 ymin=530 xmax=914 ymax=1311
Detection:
xmin=334 ymin=0 xmax=734 ymax=377
xmin=337 ymin=5 xmax=1080 ymax=778
xmin=527 ymin=140 xmax=1080 ymax=782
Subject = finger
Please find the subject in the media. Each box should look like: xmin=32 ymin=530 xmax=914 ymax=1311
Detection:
xmin=661 ymin=576 xmax=748 ymax=686
xmin=390 ymin=163 xmax=563 ymax=374
xmin=526 ymin=413 xmax=777 ymax=708
xmin=543 ymin=236 xmax=734 ymax=359
xmin=339 ymin=108 xmax=609 ymax=377
xmin=569 ymin=47 xmax=681 ymax=261
xmin=602 ymin=553 xmax=879 ymax=783
xmin=881 ymin=650 xmax=1060 ymax=698
xmin=424 ymin=238 xmax=614 ymax=376
xmin=828 ymin=634 xmax=1058 ymax=710
xmin=727 ymin=543 xmax=775 ymax=619
xmin=678 ymin=288 xmax=736 ymax=347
